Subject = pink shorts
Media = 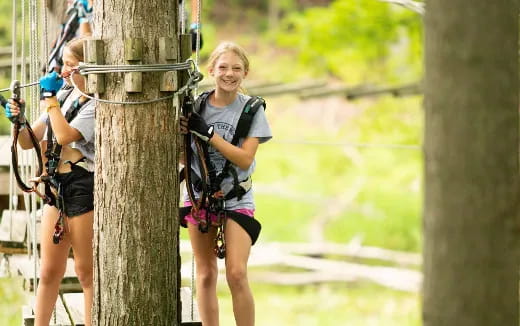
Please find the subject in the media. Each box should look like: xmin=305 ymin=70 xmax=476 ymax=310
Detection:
xmin=183 ymin=201 xmax=254 ymax=226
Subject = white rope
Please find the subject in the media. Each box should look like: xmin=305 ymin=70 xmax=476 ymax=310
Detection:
xmin=28 ymin=0 xmax=40 ymax=296
xmin=41 ymin=0 xmax=49 ymax=68
xmin=193 ymin=0 xmax=202 ymax=96
xmin=190 ymin=0 xmax=203 ymax=319
xmin=180 ymin=0 xmax=186 ymax=33
xmin=9 ymin=0 xmax=17 ymax=242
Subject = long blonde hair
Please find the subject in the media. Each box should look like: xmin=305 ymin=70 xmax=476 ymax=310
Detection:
xmin=207 ymin=41 xmax=250 ymax=74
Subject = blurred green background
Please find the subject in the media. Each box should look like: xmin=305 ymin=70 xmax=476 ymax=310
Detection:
xmin=0 ymin=0 xmax=424 ymax=325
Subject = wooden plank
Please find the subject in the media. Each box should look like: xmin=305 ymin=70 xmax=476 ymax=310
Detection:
xmin=181 ymin=286 xmax=201 ymax=324
xmin=55 ymin=289 xmax=199 ymax=325
xmin=0 ymin=209 xmax=29 ymax=242
xmin=22 ymin=304 xmax=34 ymax=326
xmin=52 ymin=294 xmax=74 ymax=325
xmin=62 ymin=292 xmax=85 ymax=325
xmin=23 ymin=295 xmax=74 ymax=326
xmin=15 ymin=256 xmax=82 ymax=293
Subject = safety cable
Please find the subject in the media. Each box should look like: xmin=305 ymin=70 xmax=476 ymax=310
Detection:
xmin=69 ymin=69 xmax=203 ymax=105
xmin=0 ymin=81 xmax=40 ymax=93
xmin=78 ymin=61 xmax=193 ymax=75
xmin=0 ymin=60 xmax=195 ymax=93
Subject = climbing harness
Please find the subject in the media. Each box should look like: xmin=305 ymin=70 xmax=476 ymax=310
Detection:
xmin=43 ymin=88 xmax=92 ymax=244
xmin=180 ymin=90 xmax=266 ymax=259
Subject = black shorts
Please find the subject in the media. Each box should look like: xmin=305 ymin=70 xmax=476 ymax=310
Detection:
xmin=54 ymin=164 xmax=94 ymax=217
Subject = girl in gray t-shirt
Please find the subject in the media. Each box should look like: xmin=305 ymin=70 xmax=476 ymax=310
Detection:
xmin=180 ymin=41 xmax=272 ymax=326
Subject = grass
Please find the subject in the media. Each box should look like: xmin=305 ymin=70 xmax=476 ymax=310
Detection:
xmin=218 ymin=282 xmax=420 ymax=326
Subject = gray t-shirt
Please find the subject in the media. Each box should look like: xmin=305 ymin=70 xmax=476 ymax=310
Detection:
xmin=184 ymin=93 xmax=272 ymax=210
xmin=36 ymin=88 xmax=95 ymax=171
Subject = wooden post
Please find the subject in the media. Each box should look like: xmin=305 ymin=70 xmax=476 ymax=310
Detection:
xmin=159 ymin=37 xmax=177 ymax=92
xmin=84 ymin=39 xmax=105 ymax=94
xmin=124 ymin=38 xmax=143 ymax=93
xmin=178 ymin=34 xmax=192 ymax=89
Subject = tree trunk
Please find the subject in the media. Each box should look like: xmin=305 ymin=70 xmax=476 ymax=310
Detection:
xmin=423 ymin=1 xmax=519 ymax=325
xmin=92 ymin=1 xmax=181 ymax=325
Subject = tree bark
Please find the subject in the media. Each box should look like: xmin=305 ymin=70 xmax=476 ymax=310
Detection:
xmin=423 ymin=1 xmax=519 ymax=325
xmin=92 ymin=1 xmax=181 ymax=325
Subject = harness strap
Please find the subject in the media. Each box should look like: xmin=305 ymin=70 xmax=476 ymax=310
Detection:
xmin=178 ymin=208 xmax=261 ymax=246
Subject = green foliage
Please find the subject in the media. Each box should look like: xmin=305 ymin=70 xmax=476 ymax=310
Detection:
xmin=275 ymin=0 xmax=423 ymax=83
xmin=0 ymin=277 xmax=26 ymax=325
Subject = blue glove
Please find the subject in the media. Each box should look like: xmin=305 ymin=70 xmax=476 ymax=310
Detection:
xmin=40 ymin=71 xmax=64 ymax=98
xmin=4 ymin=100 xmax=26 ymax=125
xmin=188 ymin=112 xmax=214 ymax=142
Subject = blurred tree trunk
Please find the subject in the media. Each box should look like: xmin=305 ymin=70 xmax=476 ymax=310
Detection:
xmin=423 ymin=0 xmax=519 ymax=325
xmin=92 ymin=0 xmax=181 ymax=325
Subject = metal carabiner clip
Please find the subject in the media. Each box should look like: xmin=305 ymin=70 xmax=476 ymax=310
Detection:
xmin=10 ymin=80 xmax=21 ymax=101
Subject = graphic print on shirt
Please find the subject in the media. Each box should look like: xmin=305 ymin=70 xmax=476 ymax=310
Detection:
xmin=208 ymin=121 xmax=236 ymax=172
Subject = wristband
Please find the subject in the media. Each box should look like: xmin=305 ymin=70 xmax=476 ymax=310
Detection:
xmin=41 ymin=91 xmax=57 ymax=99
xmin=44 ymin=97 xmax=60 ymax=112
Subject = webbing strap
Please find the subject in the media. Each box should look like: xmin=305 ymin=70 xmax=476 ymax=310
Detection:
xmin=46 ymin=90 xmax=91 ymax=176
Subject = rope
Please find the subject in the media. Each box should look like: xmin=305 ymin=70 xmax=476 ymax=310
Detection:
xmin=41 ymin=0 xmax=49 ymax=69
xmin=9 ymin=0 xmax=17 ymax=243
xmin=180 ymin=0 xmax=186 ymax=33
xmin=189 ymin=0 xmax=203 ymax=319
xmin=194 ymin=0 xmax=202 ymax=96
xmin=0 ymin=81 xmax=41 ymax=93
xmin=28 ymin=0 xmax=40 ymax=296
xmin=69 ymin=69 xmax=202 ymax=105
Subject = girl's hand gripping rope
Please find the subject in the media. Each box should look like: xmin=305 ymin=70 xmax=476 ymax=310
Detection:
xmin=3 ymin=98 xmax=26 ymax=125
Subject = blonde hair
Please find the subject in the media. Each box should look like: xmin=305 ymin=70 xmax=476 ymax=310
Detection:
xmin=65 ymin=37 xmax=89 ymax=62
xmin=207 ymin=41 xmax=250 ymax=74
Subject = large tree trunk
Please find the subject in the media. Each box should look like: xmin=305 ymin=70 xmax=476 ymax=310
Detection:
xmin=423 ymin=1 xmax=519 ymax=325
xmin=92 ymin=1 xmax=181 ymax=325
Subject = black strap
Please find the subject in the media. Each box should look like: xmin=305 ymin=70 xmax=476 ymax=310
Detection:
xmin=47 ymin=9 xmax=80 ymax=72
xmin=182 ymin=91 xmax=266 ymax=204
xmin=214 ymin=95 xmax=266 ymax=199
xmin=45 ymin=91 xmax=91 ymax=177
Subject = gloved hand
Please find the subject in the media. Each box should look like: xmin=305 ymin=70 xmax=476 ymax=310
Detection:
xmin=4 ymin=99 xmax=26 ymax=125
xmin=189 ymin=23 xmax=203 ymax=52
xmin=187 ymin=112 xmax=214 ymax=142
xmin=40 ymin=71 xmax=64 ymax=98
